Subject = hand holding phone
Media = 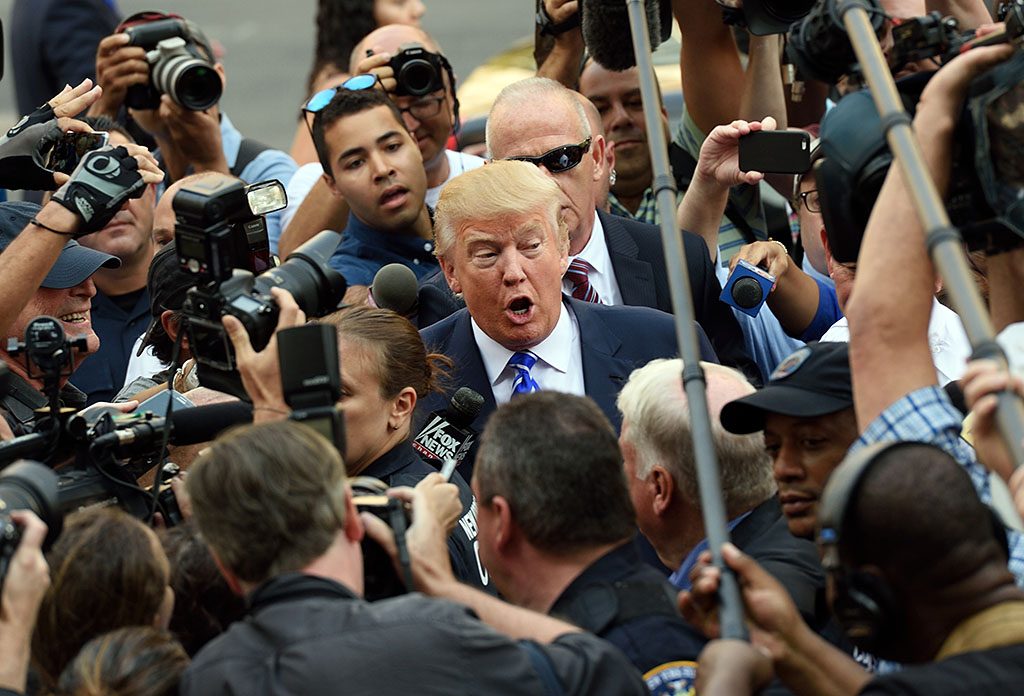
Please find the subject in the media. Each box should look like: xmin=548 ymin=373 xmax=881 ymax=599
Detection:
xmin=738 ymin=130 xmax=811 ymax=175
xmin=46 ymin=131 xmax=109 ymax=175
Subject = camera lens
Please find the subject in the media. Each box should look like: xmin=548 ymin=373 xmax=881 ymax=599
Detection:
xmin=254 ymin=231 xmax=348 ymax=318
xmin=153 ymin=53 xmax=222 ymax=111
xmin=0 ymin=461 xmax=63 ymax=547
xmin=762 ymin=0 xmax=816 ymax=22
xmin=731 ymin=276 xmax=765 ymax=309
xmin=398 ymin=59 xmax=439 ymax=97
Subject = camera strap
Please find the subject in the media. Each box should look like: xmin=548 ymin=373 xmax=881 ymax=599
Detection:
xmin=230 ymin=137 xmax=272 ymax=179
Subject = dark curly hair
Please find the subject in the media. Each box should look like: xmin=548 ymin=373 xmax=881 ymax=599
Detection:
xmin=307 ymin=0 xmax=379 ymax=94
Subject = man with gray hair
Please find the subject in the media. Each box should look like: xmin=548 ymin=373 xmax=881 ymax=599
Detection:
xmin=617 ymin=358 xmax=824 ymax=627
xmin=483 ymin=77 xmax=756 ymax=381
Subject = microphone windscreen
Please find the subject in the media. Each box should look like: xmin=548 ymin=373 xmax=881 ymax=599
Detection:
xmin=371 ymin=263 xmax=419 ymax=316
xmin=581 ymin=0 xmax=666 ymax=71
xmin=450 ymin=387 xmax=485 ymax=424
xmin=169 ymin=401 xmax=253 ymax=446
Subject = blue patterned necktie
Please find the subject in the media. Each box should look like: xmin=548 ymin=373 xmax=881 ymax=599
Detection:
xmin=508 ymin=351 xmax=541 ymax=397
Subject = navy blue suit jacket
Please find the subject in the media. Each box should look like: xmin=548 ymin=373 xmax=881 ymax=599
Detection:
xmin=11 ymin=0 xmax=120 ymax=115
xmin=417 ymin=297 xmax=717 ymax=480
xmin=417 ymin=210 xmax=759 ymax=384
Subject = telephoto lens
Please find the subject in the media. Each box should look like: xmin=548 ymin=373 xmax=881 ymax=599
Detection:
xmin=148 ymin=37 xmax=222 ymax=110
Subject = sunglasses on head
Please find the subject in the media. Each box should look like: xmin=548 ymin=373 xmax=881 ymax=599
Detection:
xmin=302 ymin=74 xmax=381 ymax=116
xmin=506 ymin=137 xmax=592 ymax=174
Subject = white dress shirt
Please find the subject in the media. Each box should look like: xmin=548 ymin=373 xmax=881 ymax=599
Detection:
xmin=820 ymin=297 xmax=971 ymax=385
xmin=562 ymin=213 xmax=624 ymax=306
xmin=470 ymin=302 xmax=584 ymax=405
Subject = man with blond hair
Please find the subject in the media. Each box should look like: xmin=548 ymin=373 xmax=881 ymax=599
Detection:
xmin=417 ymin=160 xmax=717 ymax=479
xmin=617 ymin=358 xmax=824 ymax=627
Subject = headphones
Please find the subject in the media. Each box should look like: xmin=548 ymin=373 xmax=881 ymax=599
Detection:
xmin=817 ymin=441 xmax=1010 ymax=657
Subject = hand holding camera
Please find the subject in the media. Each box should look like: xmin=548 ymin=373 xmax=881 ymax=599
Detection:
xmin=360 ymin=474 xmax=462 ymax=595
xmin=0 ymin=510 xmax=49 ymax=693
xmin=49 ymin=144 xmax=162 ymax=236
xmin=221 ymin=287 xmax=304 ymax=418
xmin=0 ymin=80 xmax=104 ymax=191
xmin=354 ymin=43 xmax=449 ymax=100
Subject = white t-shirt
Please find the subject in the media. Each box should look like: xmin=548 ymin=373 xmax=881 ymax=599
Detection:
xmin=425 ymin=150 xmax=485 ymax=208
xmin=820 ymin=298 xmax=971 ymax=385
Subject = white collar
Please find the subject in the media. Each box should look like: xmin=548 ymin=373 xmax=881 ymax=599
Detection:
xmin=570 ymin=212 xmax=610 ymax=275
xmin=471 ymin=301 xmax=574 ymax=386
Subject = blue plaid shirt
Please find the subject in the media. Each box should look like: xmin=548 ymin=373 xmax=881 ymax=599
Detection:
xmin=850 ymin=386 xmax=1024 ymax=586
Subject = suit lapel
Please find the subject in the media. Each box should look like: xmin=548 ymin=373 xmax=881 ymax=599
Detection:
xmin=570 ymin=298 xmax=632 ymax=431
xmin=599 ymin=210 xmax=659 ymax=309
xmin=447 ymin=312 xmax=498 ymax=432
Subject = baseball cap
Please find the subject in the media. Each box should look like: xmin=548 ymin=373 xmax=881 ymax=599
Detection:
xmin=136 ymin=241 xmax=196 ymax=356
xmin=0 ymin=201 xmax=120 ymax=289
xmin=720 ymin=342 xmax=853 ymax=435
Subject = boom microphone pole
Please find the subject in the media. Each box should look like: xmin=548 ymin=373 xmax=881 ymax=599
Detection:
xmin=819 ymin=0 xmax=1024 ymax=469
xmin=619 ymin=0 xmax=749 ymax=641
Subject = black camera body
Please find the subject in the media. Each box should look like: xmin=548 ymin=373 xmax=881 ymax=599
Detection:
xmin=124 ymin=18 xmax=222 ymax=111
xmin=352 ymin=477 xmax=413 ymax=601
xmin=389 ymin=43 xmax=447 ymax=97
xmin=889 ymin=13 xmax=966 ymax=70
xmin=717 ymin=0 xmax=816 ymax=36
xmin=0 ymin=461 xmax=61 ymax=594
xmin=174 ymin=174 xmax=346 ymax=399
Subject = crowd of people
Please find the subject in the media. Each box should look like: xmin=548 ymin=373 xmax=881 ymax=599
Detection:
xmin=1 ymin=0 xmax=1023 ymax=694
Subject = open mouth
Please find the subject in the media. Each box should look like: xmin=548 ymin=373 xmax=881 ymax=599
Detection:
xmin=58 ymin=312 xmax=90 ymax=324
xmin=509 ymin=297 xmax=532 ymax=316
xmin=379 ymin=185 xmax=409 ymax=209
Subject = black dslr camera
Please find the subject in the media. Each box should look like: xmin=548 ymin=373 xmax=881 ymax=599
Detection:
xmin=389 ymin=43 xmax=448 ymax=97
xmin=0 ymin=461 xmax=61 ymax=595
xmin=174 ymin=174 xmax=347 ymax=399
xmin=352 ymin=477 xmax=414 ymax=601
xmin=124 ymin=18 xmax=222 ymax=111
xmin=716 ymin=0 xmax=816 ymax=35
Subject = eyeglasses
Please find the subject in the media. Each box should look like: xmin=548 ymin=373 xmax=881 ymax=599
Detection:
xmin=506 ymin=137 xmax=592 ymax=174
xmin=302 ymin=73 xmax=381 ymax=116
xmin=397 ymin=96 xmax=446 ymax=122
xmin=798 ymin=188 xmax=821 ymax=214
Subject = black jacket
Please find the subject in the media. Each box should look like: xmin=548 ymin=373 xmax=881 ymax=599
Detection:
xmin=417 ymin=209 xmax=759 ymax=383
xmin=182 ymin=573 xmax=650 ymax=696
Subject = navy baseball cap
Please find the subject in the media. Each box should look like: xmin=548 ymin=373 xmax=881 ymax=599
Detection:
xmin=720 ymin=342 xmax=853 ymax=435
xmin=0 ymin=201 xmax=119 ymax=288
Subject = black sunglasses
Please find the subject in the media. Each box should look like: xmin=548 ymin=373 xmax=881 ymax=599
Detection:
xmin=506 ymin=137 xmax=592 ymax=173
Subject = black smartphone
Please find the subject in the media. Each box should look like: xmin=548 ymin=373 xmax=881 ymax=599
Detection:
xmin=738 ymin=130 xmax=812 ymax=174
xmin=45 ymin=131 xmax=109 ymax=175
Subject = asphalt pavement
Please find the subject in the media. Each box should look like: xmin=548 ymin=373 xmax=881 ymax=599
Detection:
xmin=0 ymin=0 xmax=533 ymax=150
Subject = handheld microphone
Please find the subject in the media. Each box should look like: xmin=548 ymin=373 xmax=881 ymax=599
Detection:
xmin=580 ymin=0 xmax=672 ymax=71
xmin=370 ymin=263 xmax=419 ymax=319
xmin=786 ymin=0 xmax=886 ymax=85
xmin=412 ymin=387 xmax=484 ymax=467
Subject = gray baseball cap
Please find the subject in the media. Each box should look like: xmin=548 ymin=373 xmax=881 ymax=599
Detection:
xmin=0 ymin=201 xmax=119 ymax=289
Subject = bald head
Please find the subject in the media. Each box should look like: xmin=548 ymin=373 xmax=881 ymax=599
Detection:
xmin=153 ymin=172 xmax=239 ymax=247
xmin=350 ymin=24 xmax=440 ymax=73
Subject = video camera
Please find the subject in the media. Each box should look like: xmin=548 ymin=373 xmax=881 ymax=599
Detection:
xmin=797 ymin=1 xmax=1024 ymax=256
xmin=124 ymin=18 xmax=222 ymax=111
xmin=174 ymin=173 xmax=347 ymax=399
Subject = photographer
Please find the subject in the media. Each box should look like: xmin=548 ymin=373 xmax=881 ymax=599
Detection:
xmin=0 ymin=511 xmax=49 ymax=696
xmin=0 ymin=141 xmax=162 ymax=435
xmin=223 ymin=298 xmax=487 ymax=588
xmin=279 ymin=25 xmax=481 ymax=261
xmin=181 ymin=421 xmax=647 ymax=694
xmin=88 ymin=11 xmax=297 ymax=243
